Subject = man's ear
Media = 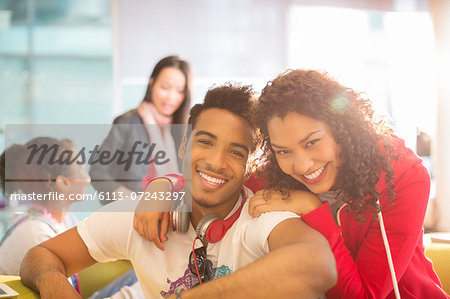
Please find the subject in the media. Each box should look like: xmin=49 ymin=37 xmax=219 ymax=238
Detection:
xmin=178 ymin=135 xmax=187 ymax=159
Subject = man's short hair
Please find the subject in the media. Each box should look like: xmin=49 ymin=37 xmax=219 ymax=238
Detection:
xmin=187 ymin=82 xmax=259 ymax=161
xmin=188 ymin=83 xmax=254 ymax=129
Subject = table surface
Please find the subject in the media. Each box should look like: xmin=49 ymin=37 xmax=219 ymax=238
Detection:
xmin=0 ymin=275 xmax=39 ymax=299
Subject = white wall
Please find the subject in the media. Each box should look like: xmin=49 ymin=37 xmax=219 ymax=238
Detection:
xmin=430 ymin=0 xmax=450 ymax=231
xmin=114 ymin=0 xmax=288 ymax=111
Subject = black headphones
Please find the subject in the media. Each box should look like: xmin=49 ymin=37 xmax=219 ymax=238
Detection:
xmin=169 ymin=188 xmax=247 ymax=244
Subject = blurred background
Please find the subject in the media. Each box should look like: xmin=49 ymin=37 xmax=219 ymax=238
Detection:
xmin=0 ymin=0 xmax=449 ymax=232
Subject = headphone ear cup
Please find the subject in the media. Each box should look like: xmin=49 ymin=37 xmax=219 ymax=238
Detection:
xmin=195 ymin=214 xmax=220 ymax=244
xmin=205 ymin=220 xmax=228 ymax=243
xmin=170 ymin=201 xmax=190 ymax=233
xmin=177 ymin=210 xmax=190 ymax=233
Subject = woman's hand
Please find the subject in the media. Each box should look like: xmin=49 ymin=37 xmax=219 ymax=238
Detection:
xmin=249 ymin=189 xmax=323 ymax=217
xmin=133 ymin=211 xmax=169 ymax=251
xmin=133 ymin=178 xmax=173 ymax=251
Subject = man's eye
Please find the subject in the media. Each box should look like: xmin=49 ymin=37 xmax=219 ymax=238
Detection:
xmin=231 ymin=150 xmax=245 ymax=158
xmin=275 ymin=150 xmax=289 ymax=156
xmin=198 ymin=139 xmax=212 ymax=146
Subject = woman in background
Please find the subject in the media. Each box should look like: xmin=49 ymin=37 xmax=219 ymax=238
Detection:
xmin=89 ymin=55 xmax=192 ymax=200
xmin=249 ymin=69 xmax=448 ymax=298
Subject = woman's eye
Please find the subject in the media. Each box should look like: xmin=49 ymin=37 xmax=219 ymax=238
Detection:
xmin=306 ymin=139 xmax=320 ymax=148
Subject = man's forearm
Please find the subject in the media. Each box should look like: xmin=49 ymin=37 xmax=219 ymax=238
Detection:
xmin=20 ymin=245 xmax=79 ymax=298
xmin=33 ymin=270 xmax=79 ymax=298
xmin=171 ymin=242 xmax=337 ymax=299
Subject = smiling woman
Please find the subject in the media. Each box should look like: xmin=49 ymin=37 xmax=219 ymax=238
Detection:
xmin=267 ymin=113 xmax=342 ymax=195
xmin=250 ymin=69 xmax=449 ymax=298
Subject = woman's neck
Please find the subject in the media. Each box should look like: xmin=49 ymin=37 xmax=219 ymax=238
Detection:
xmin=50 ymin=211 xmax=67 ymax=223
xmin=138 ymin=101 xmax=173 ymax=125
xmin=32 ymin=204 xmax=67 ymax=223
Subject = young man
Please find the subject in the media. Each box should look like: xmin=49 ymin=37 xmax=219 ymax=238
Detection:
xmin=20 ymin=84 xmax=337 ymax=299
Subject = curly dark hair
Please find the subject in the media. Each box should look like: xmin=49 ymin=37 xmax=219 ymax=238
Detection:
xmin=252 ymin=69 xmax=396 ymax=220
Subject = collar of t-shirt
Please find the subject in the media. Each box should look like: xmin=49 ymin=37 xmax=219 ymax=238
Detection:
xmin=318 ymin=190 xmax=344 ymax=225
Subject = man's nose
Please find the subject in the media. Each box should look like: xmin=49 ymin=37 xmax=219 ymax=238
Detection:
xmin=205 ymin=148 xmax=227 ymax=171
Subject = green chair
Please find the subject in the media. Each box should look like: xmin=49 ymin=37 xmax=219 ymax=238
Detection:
xmin=424 ymin=233 xmax=450 ymax=295
xmin=78 ymin=260 xmax=132 ymax=298
xmin=0 ymin=260 xmax=132 ymax=299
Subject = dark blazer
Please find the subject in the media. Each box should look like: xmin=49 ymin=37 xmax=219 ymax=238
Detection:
xmin=88 ymin=109 xmax=187 ymax=201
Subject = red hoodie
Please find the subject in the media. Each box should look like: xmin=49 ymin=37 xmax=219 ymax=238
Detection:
xmin=302 ymin=136 xmax=448 ymax=298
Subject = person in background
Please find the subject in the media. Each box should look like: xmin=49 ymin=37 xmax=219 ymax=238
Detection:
xmin=0 ymin=137 xmax=141 ymax=298
xmin=249 ymin=69 xmax=449 ymax=298
xmin=0 ymin=137 xmax=89 ymax=293
xmin=89 ymin=55 xmax=192 ymax=200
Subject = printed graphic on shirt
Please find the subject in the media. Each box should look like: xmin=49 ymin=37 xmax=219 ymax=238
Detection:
xmin=214 ymin=265 xmax=232 ymax=278
xmin=160 ymin=260 xmax=233 ymax=296
xmin=160 ymin=268 xmax=198 ymax=297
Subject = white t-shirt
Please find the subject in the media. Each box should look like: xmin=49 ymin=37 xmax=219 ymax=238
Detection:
xmin=78 ymin=187 xmax=299 ymax=298
xmin=0 ymin=212 xmax=77 ymax=275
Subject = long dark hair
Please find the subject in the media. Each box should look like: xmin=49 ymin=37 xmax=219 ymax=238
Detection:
xmin=142 ymin=55 xmax=192 ymax=124
xmin=252 ymin=69 xmax=396 ymax=220
xmin=0 ymin=137 xmax=74 ymax=196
